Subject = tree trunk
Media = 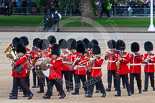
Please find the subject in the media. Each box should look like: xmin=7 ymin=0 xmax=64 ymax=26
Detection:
xmin=80 ymin=0 xmax=95 ymax=26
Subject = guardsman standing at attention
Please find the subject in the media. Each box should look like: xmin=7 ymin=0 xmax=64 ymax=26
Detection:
xmin=130 ymin=42 xmax=143 ymax=94
xmin=10 ymin=42 xmax=33 ymax=99
xmin=115 ymin=40 xmax=131 ymax=97
xmin=105 ymin=40 xmax=117 ymax=92
xmin=85 ymin=45 xmax=106 ymax=98
xmin=72 ymin=42 xmax=88 ymax=95
xmin=43 ymin=44 xmax=66 ymax=99
xmin=143 ymin=41 xmax=155 ymax=92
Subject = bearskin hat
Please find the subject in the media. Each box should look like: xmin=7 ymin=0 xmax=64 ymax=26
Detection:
xmin=33 ymin=38 xmax=40 ymax=46
xmin=83 ymin=38 xmax=90 ymax=49
xmin=144 ymin=41 xmax=153 ymax=51
xmin=131 ymin=42 xmax=140 ymax=52
xmin=92 ymin=45 xmax=101 ymax=55
xmin=37 ymin=39 xmax=49 ymax=50
xmin=116 ymin=40 xmax=126 ymax=51
xmin=20 ymin=36 xmax=29 ymax=46
xmin=51 ymin=44 xmax=60 ymax=56
xmin=90 ymin=39 xmax=99 ymax=48
xmin=15 ymin=42 xmax=26 ymax=54
xmin=12 ymin=37 xmax=24 ymax=48
xmin=107 ymin=40 xmax=116 ymax=49
xmin=58 ymin=39 xmax=68 ymax=49
xmin=67 ymin=38 xmax=77 ymax=50
xmin=47 ymin=35 xmax=56 ymax=45
xmin=76 ymin=43 xmax=85 ymax=54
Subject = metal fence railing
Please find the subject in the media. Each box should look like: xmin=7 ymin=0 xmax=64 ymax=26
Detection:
xmin=0 ymin=7 xmax=154 ymax=16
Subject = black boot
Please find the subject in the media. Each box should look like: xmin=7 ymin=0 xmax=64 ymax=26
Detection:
xmin=139 ymin=90 xmax=142 ymax=94
xmin=9 ymin=96 xmax=17 ymax=99
xmin=32 ymin=85 xmax=36 ymax=88
xmin=28 ymin=93 xmax=34 ymax=100
xmin=101 ymin=93 xmax=106 ymax=97
xmin=72 ymin=92 xmax=79 ymax=95
xmin=128 ymin=92 xmax=132 ymax=96
xmin=115 ymin=93 xmax=121 ymax=96
xmin=59 ymin=94 xmax=66 ymax=99
xmin=106 ymin=88 xmax=111 ymax=92
xmin=153 ymin=87 xmax=155 ymax=91
xmin=143 ymin=89 xmax=147 ymax=92
xmin=85 ymin=94 xmax=92 ymax=98
xmin=43 ymin=95 xmax=51 ymax=99
xmin=95 ymin=90 xmax=100 ymax=93
xmin=85 ymin=91 xmax=88 ymax=94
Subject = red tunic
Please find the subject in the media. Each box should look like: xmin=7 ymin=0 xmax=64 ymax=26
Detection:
xmin=143 ymin=53 xmax=155 ymax=73
xmin=116 ymin=52 xmax=130 ymax=75
xmin=105 ymin=50 xmax=117 ymax=71
xmin=30 ymin=50 xmax=40 ymax=68
xmin=74 ymin=55 xmax=89 ymax=75
xmin=66 ymin=52 xmax=79 ymax=71
xmin=49 ymin=58 xmax=62 ymax=80
xmin=13 ymin=56 xmax=27 ymax=78
xmin=130 ymin=53 xmax=143 ymax=73
xmin=26 ymin=48 xmax=31 ymax=76
xmin=90 ymin=57 xmax=103 ymax=77
xmin=61 ymin=51 xmax=70 ymax=71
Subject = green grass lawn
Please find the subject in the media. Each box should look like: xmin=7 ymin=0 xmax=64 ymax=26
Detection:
xmin=0 ymin=16 xmax=153 ymax=27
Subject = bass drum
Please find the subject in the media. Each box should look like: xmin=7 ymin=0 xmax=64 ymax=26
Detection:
xmin=35 ymin=58 xmax=51 ymax=78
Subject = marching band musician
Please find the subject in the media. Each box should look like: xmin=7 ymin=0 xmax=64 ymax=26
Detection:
xmin=90 ymin=39 xmax=101 ymax=93
xmin=59 ymin=39 xmax=72 ymax=92
xmin=105 ymin=40 xmax=117 ymax=92
xmin=67 ymin=38 xmax=78 ymax=90
xmin=47 ymin=35 xmax=56 ymax=53
xmin=85 ymin=45 xmax=106 ymax=98
xmin=43 ymin=44 xmax=66 ymax=99
xmin=37 ymin=39 xmax=50 ymax=93
xmin=115 ymin=40 xmax=131 ymax=97
xmin=10 ymin=42 xmax=33 ymax=99
xmin=30 ymin=38 xmax=40 ymax=88
xmin=130 ymin=42 xmax=143 ymax=94
xmin=20 ymin=36 xmax=31 ymax=89
xmin=72 ymin=42 xmax=88 ymax=95
xmin=9 ymin=37 xmax=24 ymax=97
xmin=143 ymin=41 xmax=155 ymax=92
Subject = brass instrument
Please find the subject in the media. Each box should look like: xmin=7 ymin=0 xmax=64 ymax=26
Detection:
xmin=5 ymin=43 xmax=18 ymax=62
xmin=116 ymin=50 xmax=121 ymax=70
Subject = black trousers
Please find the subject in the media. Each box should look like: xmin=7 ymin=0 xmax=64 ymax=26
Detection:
xmin=87 ymin=71 xmax=100 ymax=91
xmin=144 ymin=72 xmax=154 ymax=89
xmin=75 ymin=74 xmax=87 ymax=92
xmin=12 ymin=77 xmax=32 ymax=97
xmin=25 ymin=74 xmax=30 ymax=88
xmin=46 ymin=79 xmax=65 ymax=97
xmin=39 ymin=77 xmax=49 ymax=92
xmin=88 ymin=77 xmax=105 ymax=94
xmin=70 ymin=71 xmax=75 ymax=89
xmin=116 ymin=74 xmax=130 ymax=94
xmin=107 ymin=70 xmax=116 ymax=89
xmin=130 ymin=73 xmax=141 ymax=93
xmin=61 ymin=71 xmax=71 ymax=89
xmin=32 ymin=69 xmax=39 ymax=86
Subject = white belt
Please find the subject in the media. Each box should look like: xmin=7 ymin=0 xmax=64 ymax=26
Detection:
xmin=130 ymin=64 xmax=141 ymax=66
xmin=108 ymin=60 xmax=116 ymax=63
xmin=77 ymin=66 xmax=86 ymax=68
xmin=92 ymin=67 xmax=102 ymax=69
xmin=62 ymin=61 xmax=70 ymax=64
xmin=147 ymin=63 xmax=154 ymax=65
